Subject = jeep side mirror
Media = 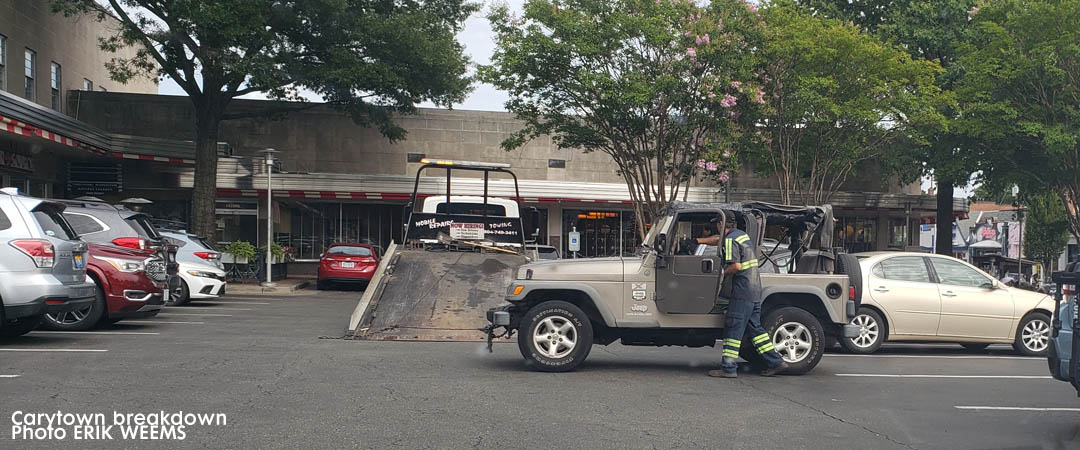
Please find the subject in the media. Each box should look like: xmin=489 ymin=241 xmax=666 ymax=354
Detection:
xmin=655 ymin=233 xmax=667 ymax=254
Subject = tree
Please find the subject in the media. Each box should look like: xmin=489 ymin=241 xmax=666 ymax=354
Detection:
xmin=51 ymin=0 xmax=475 ymax=239
xmin=957 ymin=0 xmax=1080 ymax=241
xmin=1024 ymin=192 xmax=1071 ymax=271
xmin=743 ymin=3 xmax=947 ymax=205
xmin=479 ymin=0 xmax=761 ymax=237
xmin=798 ymin=0 xmax=975 ymax=255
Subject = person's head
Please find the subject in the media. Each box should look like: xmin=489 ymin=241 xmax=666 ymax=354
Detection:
xmin=710 ymin=214 xmax=737 ymax=234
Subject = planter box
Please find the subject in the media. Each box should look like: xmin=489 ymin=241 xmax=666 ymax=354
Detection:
xmin=221 ymin=253 xmax=250 ymax=265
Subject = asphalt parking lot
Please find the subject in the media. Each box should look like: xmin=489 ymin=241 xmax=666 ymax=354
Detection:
xmin=3 ymin=291 xmax=1079 ymax=450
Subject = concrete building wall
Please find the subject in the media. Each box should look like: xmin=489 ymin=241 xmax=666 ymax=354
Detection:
xmin=0 ymin=0 xmax=156 ymax=113
xmin=72 ymin=91 xmax=919 ymax=195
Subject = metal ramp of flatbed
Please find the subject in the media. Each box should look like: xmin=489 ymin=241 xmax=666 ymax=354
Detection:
xmin=348 ymin=242 xmax=526 ymax=341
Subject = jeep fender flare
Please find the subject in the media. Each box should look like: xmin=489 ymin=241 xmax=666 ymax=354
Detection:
xmin=760 ymin=286 xmax=843 ymax=324
xmin=510 ymin=282 xmax=619 ymax=327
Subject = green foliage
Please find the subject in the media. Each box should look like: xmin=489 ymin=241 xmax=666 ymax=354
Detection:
xmin=743 ymin=3 xmax=948 ymax=204
xmin=262 ymin=243 xmax=286 ymax=262
xmin=50 ymin=0 xmax=476 ymax=238
xmin=956 ymin=0 xmax=1080 ymax=239
xmin=225 ymin=241 xmax=256 ymax=261
xmin=1024 ymin=193 xmax=1071 ymax=269
xmin=479 ymin=0 xmax=762 ymax=235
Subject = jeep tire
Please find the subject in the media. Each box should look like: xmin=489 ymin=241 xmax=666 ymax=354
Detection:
xmin=763 ymin=306 xmax=824 ymax=375
xmin=518 ymin=301 xmax=593 ymax=372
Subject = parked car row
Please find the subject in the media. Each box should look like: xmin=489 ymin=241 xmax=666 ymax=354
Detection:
xmin=0 ymin=190 xmax=226 ymax=337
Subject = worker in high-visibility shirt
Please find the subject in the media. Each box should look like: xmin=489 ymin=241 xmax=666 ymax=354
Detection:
xmin=697 ymin=214 xmax=788 ymax=378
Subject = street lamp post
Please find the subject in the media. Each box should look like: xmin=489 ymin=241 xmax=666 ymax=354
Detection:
xmin=259 ymin=148 xmax=279 ymax=288
xmin=1012 ymin=185 xmax=1023 ymax=284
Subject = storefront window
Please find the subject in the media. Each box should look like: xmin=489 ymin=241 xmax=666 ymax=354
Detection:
xmin=562 ymin=209 xmax=639 ymax=258
xmin=889 ymin=218 xmax=907 ymax=249
xmin=835 ymin=216 xmax=877 ymax=253
xmin=285 ymin=202 xmax=404 ymax=260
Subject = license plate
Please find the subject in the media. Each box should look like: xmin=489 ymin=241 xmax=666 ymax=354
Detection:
xmin=341 ymin=262 xmax=356 ymax=268
xmin=73 ymin=254 xmax=85 ymax=269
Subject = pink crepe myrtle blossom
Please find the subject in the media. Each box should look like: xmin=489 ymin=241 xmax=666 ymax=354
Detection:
xmin=730 ymin=81 xmax=741 ymax=89
xmin=685 ymin=31 xmax=692 ymax=37
xmin=697 ymin=159 xmax=707 ymax=169
xmin=705 ymin=161 xmax=718 ymax=172
xmin=686 ymin=47 xmax=697 ymax=58
xmin=754 ymin=88 xmax=765 ymax=104
xmin=720 ymin=94 xmax=737 ymax=108
xmin=719 ymin=171 xmax=731 ymax=183
xmin=701 ymin=34 xmax=710 ymax=45
xmin=746 ymin=2 xmax=758 ymax=13
xmin=708 ymin=91 xmax=717 ymax=99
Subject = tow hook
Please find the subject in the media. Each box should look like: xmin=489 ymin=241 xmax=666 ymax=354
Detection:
xmin=480 ymin=324 xmax=515 ymax=353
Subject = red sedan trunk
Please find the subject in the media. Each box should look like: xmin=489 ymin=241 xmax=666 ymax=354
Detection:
xmin=317 ymin=243 xmax=379 ymax=289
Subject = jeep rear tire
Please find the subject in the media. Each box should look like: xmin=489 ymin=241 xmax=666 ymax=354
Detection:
xmin=518 ymin=301 xmax=593 ymax=372
xmin=763 ymin=307 xmax=824 ymax=375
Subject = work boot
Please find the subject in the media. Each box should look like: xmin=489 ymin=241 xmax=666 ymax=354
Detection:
xmin=761 ymin=362 xmax=789 ymax=377
xmin=707 ymin=369 xmax=738 ymax=378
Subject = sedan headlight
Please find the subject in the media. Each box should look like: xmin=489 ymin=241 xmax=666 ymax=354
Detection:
xmin=97 ymin=256 xmax=146 ymax=273
xmin=187 ymin=270 xmax=221 ymax=278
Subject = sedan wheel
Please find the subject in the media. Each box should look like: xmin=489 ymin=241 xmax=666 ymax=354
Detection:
xmin=1013 ymin=312 xmax=1051 ymax=356
xmin=41 ymin=280 xmax=106 ymax=331
xmin=840 ymin=308 xmax=886 ymax=354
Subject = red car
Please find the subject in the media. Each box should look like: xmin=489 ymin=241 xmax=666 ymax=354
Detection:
xmin=317 ymin=243 xmax=380 ymax=290
xmin=42 ymin=243 xmax=166 ymax=330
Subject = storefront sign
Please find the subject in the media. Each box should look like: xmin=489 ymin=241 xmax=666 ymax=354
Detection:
xmin=449 ymin=222 xmax=485 ymax=240
xmin=67 ymin=162 xmax=122 ymax=196
xmin=0 ymin=151 xmax=34 ymax=172
xmin=406 ymin=212 xmax=523 ymax=245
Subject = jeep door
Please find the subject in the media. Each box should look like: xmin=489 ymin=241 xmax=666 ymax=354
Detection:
xmin=654 ymin=210 xmax=723 ymax=314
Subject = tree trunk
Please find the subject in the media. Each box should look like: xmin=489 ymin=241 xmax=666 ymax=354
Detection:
xmin=935 ymin=179 xmax=954 ymax=256
xmin=191 ymin=108 xmax=222 ymax=241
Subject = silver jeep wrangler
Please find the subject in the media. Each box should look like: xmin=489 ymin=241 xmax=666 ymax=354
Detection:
xmin=485 ymin=201 xmax=863 ymax=374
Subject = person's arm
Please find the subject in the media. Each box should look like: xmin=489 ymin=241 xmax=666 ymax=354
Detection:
xmin=723 ymin=262 xmax=742 ymax=275
xmin=696 ymin=235 xmax=721 ymax=246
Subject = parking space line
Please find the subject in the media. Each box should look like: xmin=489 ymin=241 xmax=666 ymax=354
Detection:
xmin=836 ymin=374 xmax=1051 ymax=379
xmin=157 ymin=313 xmax=233 ymax=317
xmin=31 ymin=331 xmax=160 ymax=336
xmin=826 ymin=354 xmax=1040 ymax=360
xmin=955 ymin=406 xmax=1080 ymax=412
xmin=0 ymin=348 xmax=108 ymax=353
xmin=164 ymin=306 xmax=252 ymax=311
xmin=123 ymin=320 xmax=204 ymax=324
xmin=0 ymin=375 xmax=19 ymax=378
xmin=190 ymin=301 xmax=270 ymax=305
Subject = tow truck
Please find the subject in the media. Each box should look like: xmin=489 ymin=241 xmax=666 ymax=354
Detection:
xmin=347 ymin=159 xmax=539 ymax=340
xmin=1048 ymin=261 xmax=1080 ymax=394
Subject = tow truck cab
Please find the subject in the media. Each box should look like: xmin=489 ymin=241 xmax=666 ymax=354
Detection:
xmin=1048 ymin=261 xmax=1080 ymax=394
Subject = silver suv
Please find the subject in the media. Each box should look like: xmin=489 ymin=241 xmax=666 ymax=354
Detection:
xmin=0 ymin=189 xmax=96 ymax=337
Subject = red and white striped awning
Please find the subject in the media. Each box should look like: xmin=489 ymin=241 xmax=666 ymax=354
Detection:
xmin=0 ymin=114 xmax=194 ymax=164
xmin=216 ymin=188 xmax=635 ymax=204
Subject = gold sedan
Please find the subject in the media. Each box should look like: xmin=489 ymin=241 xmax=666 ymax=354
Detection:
xmin=841 ymin=252 xmax=1054 ymax=355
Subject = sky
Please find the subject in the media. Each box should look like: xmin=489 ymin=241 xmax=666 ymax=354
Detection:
xmin=157 ymin=1 xmax=524 ymax=113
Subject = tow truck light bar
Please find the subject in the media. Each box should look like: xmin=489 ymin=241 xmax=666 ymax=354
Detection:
xmin=419 ymin=158 xmax=511 ymax=169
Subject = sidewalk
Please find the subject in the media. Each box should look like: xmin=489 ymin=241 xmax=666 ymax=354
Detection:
xmin=225 ymin=276 xmax=315 ymax=296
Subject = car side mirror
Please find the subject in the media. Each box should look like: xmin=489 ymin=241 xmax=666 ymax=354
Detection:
xmin=982 ymin=280 xmax=999 ymax=290
xmin=655 ymin=233 xmax=667 ymax=254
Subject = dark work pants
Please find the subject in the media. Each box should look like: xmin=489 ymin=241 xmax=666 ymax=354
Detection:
xmin=720 ymin=299 xmax=785 ymax=373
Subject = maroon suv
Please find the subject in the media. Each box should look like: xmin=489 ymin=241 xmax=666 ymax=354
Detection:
xmin=43 ymin=243 xmax=166 ymax=330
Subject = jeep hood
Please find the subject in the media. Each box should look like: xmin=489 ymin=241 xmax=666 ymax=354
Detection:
xmin=518 ymin=257 xmax=626 ymax=282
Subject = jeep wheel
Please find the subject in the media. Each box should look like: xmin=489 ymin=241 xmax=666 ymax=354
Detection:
xmin=518 ymin=301 xmax=593 ymax=372
xmin=764 ymin=307 xmax=824 ymax=375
